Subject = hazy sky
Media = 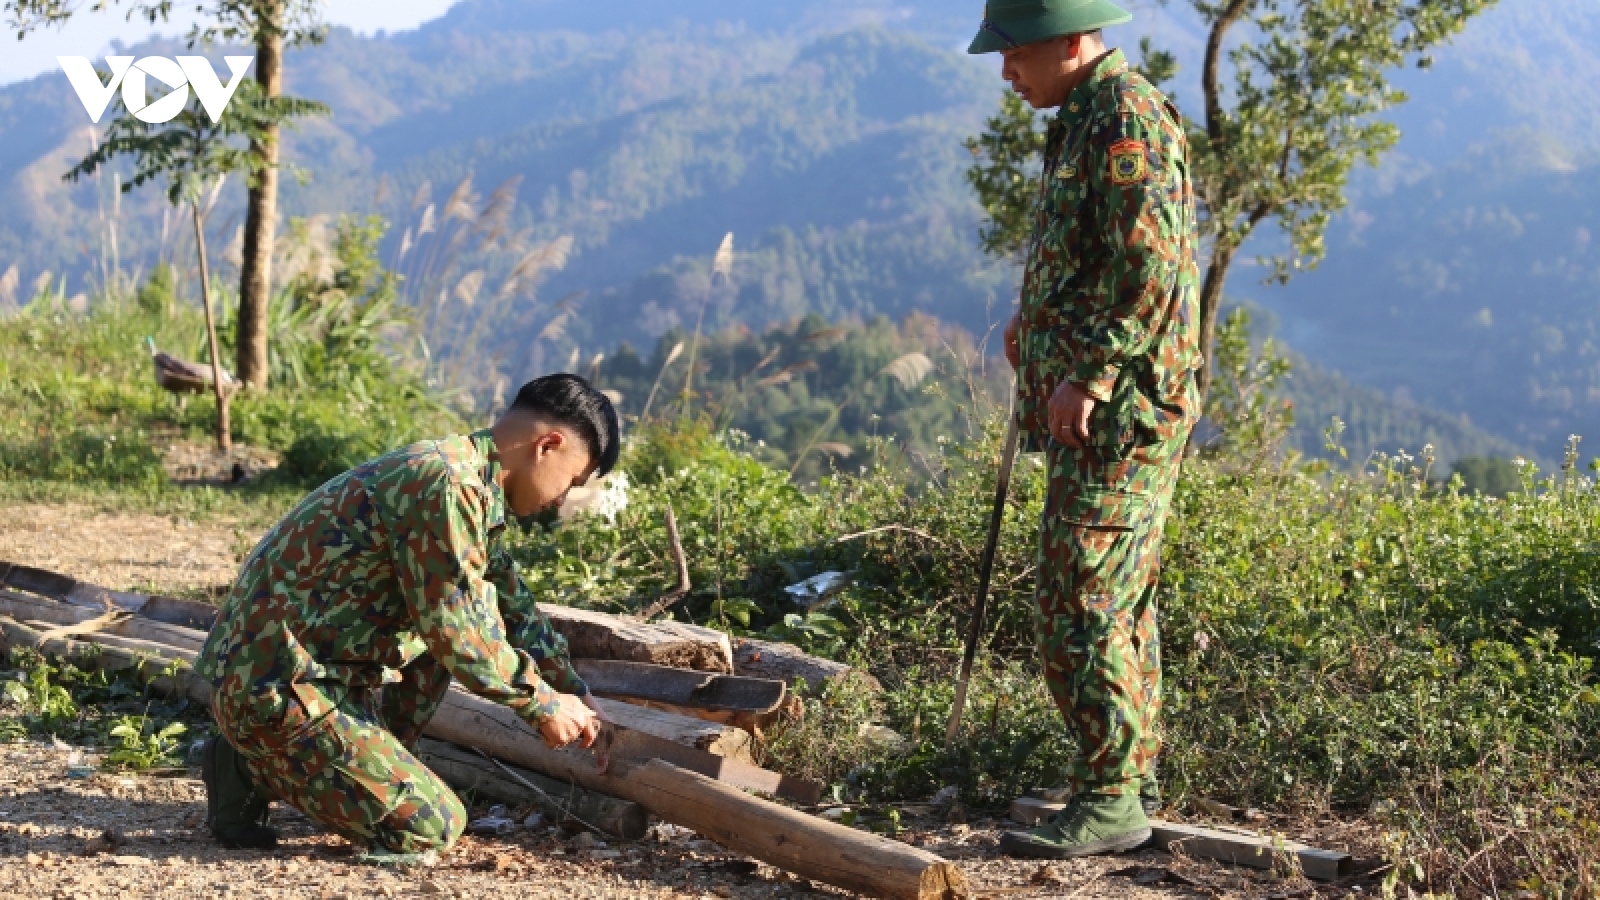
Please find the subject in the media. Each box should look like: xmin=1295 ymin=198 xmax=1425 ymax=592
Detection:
xmin=0 ymin=0 xmax=461 ymax=85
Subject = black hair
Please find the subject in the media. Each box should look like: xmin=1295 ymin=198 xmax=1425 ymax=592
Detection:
xmin=509 ymin=373 xmax=621 ymax=476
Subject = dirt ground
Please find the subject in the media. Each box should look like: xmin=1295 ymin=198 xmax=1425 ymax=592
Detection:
xmin=0 ymin=502 xmax=1380 ymax=899
xmin=0 ymin=502 xmax=247 ymax=597
xmin=0 ymin=736 xmax=1232 ymax=900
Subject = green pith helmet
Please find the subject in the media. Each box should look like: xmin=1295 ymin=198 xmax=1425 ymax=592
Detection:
xmin=968 ymin=0 xmax=1133 ymax=54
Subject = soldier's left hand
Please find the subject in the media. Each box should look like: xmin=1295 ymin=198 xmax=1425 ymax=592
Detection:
xmin=1048 ymin=381 xmax=1095 ymax=448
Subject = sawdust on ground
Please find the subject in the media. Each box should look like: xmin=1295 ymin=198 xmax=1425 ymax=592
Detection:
xmin=0 ymin=501 xmax=1377 ymax=899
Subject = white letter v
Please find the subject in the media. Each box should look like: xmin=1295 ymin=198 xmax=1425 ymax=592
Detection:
xmin=178 ymin=56 xmax=254 ymax=123
xmin=59 ymin=56 xmax=134 ymax=124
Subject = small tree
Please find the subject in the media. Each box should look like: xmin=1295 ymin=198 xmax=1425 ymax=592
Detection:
xmin=965 ymin=1 xmax=1496 ymax=404
xmin=65 ymin=78 xmax=325 ymax=451
xmin=7 ymin=0 xmax=326 ymax=391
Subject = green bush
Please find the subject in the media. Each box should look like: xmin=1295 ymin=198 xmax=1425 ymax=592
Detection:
xmin=280 ymin=423 xmax=387 ymax=486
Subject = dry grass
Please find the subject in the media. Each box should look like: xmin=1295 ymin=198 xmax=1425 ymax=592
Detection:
xmin=0 ymin=503 xmax=248 ymax=598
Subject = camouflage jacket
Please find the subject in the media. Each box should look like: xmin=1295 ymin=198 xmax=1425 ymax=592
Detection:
xmin=1016 ymin=49 xmax=1201 ymax=488
xmin=195 ymin=430 xmax=587 ymax=727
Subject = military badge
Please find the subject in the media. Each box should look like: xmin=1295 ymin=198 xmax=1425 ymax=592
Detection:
xmin=1108 ymin=138 xmax=1147 ymax=184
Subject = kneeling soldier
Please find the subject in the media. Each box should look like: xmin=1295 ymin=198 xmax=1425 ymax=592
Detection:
xmin=195 ymin=374 xmax=619 ymax=862
xmin=970 ymin=0 xmax=1202 ymax=859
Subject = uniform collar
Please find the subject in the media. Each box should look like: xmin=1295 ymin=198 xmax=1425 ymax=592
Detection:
xmin=470 ymin=428 xmax=508 ymax=528
xmin=1057 ymin=48 xmax=1127 ymax=121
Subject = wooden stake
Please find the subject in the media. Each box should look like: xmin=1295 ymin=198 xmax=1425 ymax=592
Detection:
xmin=191 ymin=199 xmax=230 ymax=454
xmin=946 ymin=416 xmax=1018 ymax=747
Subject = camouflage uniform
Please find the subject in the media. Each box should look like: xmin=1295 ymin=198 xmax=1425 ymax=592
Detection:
xmin=1014 ymin=49 xmax=1201 ymax=797
xmin=195 ymin=430 xmax=588 ymax=853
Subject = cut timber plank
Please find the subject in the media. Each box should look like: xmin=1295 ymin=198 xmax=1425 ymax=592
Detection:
xmin=1150 ymin=821 xmax=1352 ymax=882
xmin=541 ymin=604 xmax=732 ymax=672
xmin=585 ymin=694 xmax=753 ymax=761
xmin=631 ymin=760 xmax=969 ymax=900
xmin=426 ymin=687 xmax=822 ymax=805
xmin=413 ymin=738 xmax=648 ymax=840
xmin=620 ymin=700 xmax=778 ymax=736
xmin=730 ymin=637 xmax=878 ymax=693
xmin=1007 ymin=798 xmax=1352 ymax=882
xmin=573 ymin=659 xmax=786 ymax=713
xmin=0 ymin=561 xmax=218 ymax=630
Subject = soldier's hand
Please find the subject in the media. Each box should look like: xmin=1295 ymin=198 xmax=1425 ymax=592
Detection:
xmin=1004 ymin=312 xmax=1021 ymax=370
xmin=538 ymin=693 xmax=601 ymax=750
xmin=1048 ymin=381 xmax=1095 ymax=448
xmin=580 ymin=692 xmax=613 ymax=772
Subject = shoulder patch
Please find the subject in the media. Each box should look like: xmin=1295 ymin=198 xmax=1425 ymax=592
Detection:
xmin=1108 ymin=138 xmax=1147 ymax=185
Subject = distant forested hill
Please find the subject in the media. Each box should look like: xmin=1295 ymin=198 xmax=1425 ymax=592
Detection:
xmin=0 ymin=0 xmax=1592 ymax=466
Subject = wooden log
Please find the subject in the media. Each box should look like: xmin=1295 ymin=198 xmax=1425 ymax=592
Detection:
xmin=572 ymin=659 xmax=786 ymax=713
xmin=2 ymin=615 xmax=937 ymax=898
xmin=1007 ymin=798 xmax=1351 ymax=882
xmin=0 ymin=561 xmax=218 ymax=630
xmin=2 ymin=587 xmax=760 ymax=762
xmin=425 ymin=687 xmax=822 ymax=805
xmin=0 ymin=589 xmax=208 ymax=653
xmin=412 ymin=737 xmax=649 ymax=840
xmin=0 ymin=616 xmax=212 ymax=708
xmin=730 ymin=637 xmax=878 ymax=694
xmin=20 ymin=625 xmax=198 ymax=665
xmin=541 ymin=604 xmax=733 ymax=673
xmin=631 ymin=759 xmax=969 ymax=900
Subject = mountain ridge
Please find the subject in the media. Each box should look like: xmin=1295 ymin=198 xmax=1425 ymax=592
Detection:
xmin=1 ymin=0 xmax=1591 ymax=464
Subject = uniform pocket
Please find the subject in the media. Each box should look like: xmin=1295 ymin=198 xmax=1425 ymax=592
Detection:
xmin=1046 ymin=483 xmax=1152 ymax=530
xmin=1042 ymin=441 xmax=1154 ymax=530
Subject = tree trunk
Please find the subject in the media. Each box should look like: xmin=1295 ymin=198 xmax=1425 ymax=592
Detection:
xmin=192 ymin=201 xmax=231 ymax=453
xmin=1195 ymin=239 xmax=1237 ymax=409
xmin=236 ymin=11 xmax=283 ymax=390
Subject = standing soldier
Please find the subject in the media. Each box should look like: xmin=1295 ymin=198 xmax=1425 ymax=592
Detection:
xmin=195 ymin=374 xmax=619 ymax=863
xmin=970 ymin=0 xmax=1201 ymax=858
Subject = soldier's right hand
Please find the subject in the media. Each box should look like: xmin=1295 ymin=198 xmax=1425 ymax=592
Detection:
xmin=1004 ymin=312 xmax=1021 ymax=370
xmin=538 ymin=692 xmax=601 ymax=749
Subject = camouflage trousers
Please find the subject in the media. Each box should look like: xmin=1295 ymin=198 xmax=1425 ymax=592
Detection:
xmin=211 ymin=655 xmax=466 ymax=853
xmin=1035 ymin=437 xmax=1181 ymax=797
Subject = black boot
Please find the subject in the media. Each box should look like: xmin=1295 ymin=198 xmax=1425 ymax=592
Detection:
xmin=200 ymin=736 xmax=279 ymax=850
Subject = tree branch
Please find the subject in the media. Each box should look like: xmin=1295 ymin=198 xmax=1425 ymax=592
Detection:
xmin=634 ymin=505 xmax=691 ymax=622
xmin=1204 ymin=0 xmax=1252 ymax=143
